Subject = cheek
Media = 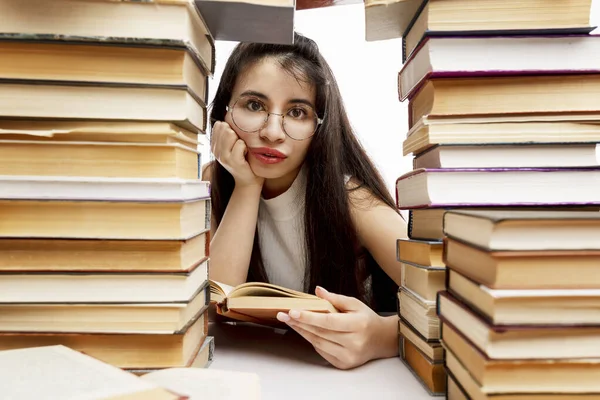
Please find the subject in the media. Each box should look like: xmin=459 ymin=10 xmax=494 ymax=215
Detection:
xmin=289 ymin=139 xmax=312 ymax=163
xmin=225 ymin=113 xmax=251 ymax=142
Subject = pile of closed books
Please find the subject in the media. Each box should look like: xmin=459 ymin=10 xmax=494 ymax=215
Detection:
xmin=440 ymin=209 xmax=600 ymax=400
xmin=0 ymin=0 xmax=216 ymax=373
xmin=368 ymin=0 xmax=600 ymax=396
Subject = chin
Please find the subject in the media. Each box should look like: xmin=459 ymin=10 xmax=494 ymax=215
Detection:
xmin=248 ymin=159 xmax=294 ymax=180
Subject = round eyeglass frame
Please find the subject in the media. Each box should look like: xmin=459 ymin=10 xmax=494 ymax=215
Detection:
xmin=226 ymin=97 xmax=324 ymax=141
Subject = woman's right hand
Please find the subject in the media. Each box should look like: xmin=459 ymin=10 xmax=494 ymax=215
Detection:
xmin=211 ymin=121 xmax=264 ymax=188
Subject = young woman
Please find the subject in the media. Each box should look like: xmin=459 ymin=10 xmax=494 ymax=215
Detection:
xmin=204 ymin=33 xmax=408 ymax=370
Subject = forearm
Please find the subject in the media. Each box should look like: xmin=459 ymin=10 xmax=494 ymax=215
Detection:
xmin=372 ymin=314 xmax=400 ymax=360
xmin=209 ymin=183 xmax=262 ymax=285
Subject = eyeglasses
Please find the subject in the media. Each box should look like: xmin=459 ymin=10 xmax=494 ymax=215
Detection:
xmin=226 ymin=96 xmax=323 ymax=141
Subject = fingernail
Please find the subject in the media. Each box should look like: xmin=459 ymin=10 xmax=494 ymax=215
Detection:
xmin=277 ymin=312 xmax=290 ymax=322
xmin=289 ymin=310 xmax=301 ymax=319
xmin=316 ymin=286 xmax=328 ymax=294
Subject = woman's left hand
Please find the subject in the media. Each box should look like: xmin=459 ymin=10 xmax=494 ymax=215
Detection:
xmin=276 ymin=286 xmax=394 ymax=370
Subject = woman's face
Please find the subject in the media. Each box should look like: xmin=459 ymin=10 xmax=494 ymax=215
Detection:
xmin=225 ymin=58 xmax=318 ymax=185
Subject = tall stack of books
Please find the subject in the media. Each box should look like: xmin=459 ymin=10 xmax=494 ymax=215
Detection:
xmin=439 ymin=210 xmax=600 ymax=399
xmin=0 ymin=0 xmax=215 ymax=372
xmin=385 ymin=0 xmax=600 ymax=396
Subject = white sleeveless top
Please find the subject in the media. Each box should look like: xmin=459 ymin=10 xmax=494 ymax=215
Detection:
xmin=257 ymin=167 xmax=308 ymax=292
xmin=257 ymin=167 xmax=350 ymax=292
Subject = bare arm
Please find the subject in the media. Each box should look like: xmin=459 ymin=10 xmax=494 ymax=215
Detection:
xmin=348 ymin=181 xmax=408 ymax=359
xmin=204 ymin=164 xmax=262 ymax=285
xmin=204 ymin=121 xmax=265 ymax=286
xmin=347 ymin=180 xmax=408 ymax=287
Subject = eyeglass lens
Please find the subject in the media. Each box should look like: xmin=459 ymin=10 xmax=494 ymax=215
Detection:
xmin=231 ymin=96 xmax=319 ymax=140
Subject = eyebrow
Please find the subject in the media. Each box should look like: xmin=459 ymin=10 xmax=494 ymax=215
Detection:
xmin=239 ymin=90 xmax=315 ymax=108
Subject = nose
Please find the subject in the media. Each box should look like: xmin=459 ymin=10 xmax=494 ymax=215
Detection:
xmin=259 ymin=112 xmax=286 ymax=142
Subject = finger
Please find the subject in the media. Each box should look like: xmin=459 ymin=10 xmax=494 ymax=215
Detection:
xmin=230 ymin=139 xmax=248 ymax=164
xmin=286 ymin=319 xmax=347 ymax=346
xmin=219 ymin=124 xmax=238 ymax=155
xmin=212 ymin=123 xmax=238 ymax=163
xmin=211 ymin=122 xmax=231 ymax=158
xmin=286 ymin=310 xmax=355 ymax=333
xmin=316 ymin=286 xmax=364 ymax=312
xmin=210 ymin=122 xmax=221 ymax=156
xmin=289 ymin=324 xmax=345 ymax=364
xmin=314 ymin=347 xmax=342 ymax=369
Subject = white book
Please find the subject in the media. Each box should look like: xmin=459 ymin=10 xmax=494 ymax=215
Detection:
xmin=0 ymin=175 xmax=209 ymax=201
xmin=142 ymin=367 xmax=261 ymax=400
xmin=399 ymin=34 xmax=600 ymax=100
xmin=0 ymin=260 xmax=208 ymax=304
xmin=0 ymin=345 xmax=180 ymax=400
xmin=414 ymin=144 xmax=600 ymax=169
xmin=0 ymin=344 xmax=261 ymax=400
xmin=396 ymin=168 xmax=600 ymax=209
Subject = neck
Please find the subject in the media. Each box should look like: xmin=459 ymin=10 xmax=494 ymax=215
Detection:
xmin=262 ymin=166 xmax=302 ymax=199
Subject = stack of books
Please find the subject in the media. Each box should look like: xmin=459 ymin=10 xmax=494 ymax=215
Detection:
xmin=386 ymin=0 xmax=600 ymax=396
xmin=439 ymin=210 xmax=600 ymax=399
xmin=0 ymin=0 xmax=216 ymax=372
xmin=395 ymin=238 xmax=446 ymax=395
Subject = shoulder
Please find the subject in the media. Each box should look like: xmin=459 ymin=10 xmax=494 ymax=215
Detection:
xmin=345 ymin=177 xmax=386 ymax=212
xmin=344 ymin=177 xmax=408 ymax=251
xmin=201 ymin=161 xmax=216 ymax=181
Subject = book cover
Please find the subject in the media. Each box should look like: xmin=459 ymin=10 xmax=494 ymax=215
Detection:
xmin=395 ymin=167 xmax=600 ymax=209
xmin=195 ymin=0 xmax=295 ymax=44
xmin=0 ymin=176 xmax=210 ymax=202
xmin=399 ymin=34 xmax=600 ymax=100
xmin=402 ymin=28 xmax=596 ymax=63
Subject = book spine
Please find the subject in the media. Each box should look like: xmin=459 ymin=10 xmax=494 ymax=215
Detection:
xmin=408 ymin=100 xmax=415 ymax=129
xmin=401 ymin=0 xmax=429 ymax=59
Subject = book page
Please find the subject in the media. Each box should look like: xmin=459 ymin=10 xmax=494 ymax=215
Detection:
xmin=0 ymin=128 xmax=61 ymax=137
xmin=210 ymin=280 xmax=235 ymax=298
xmin=142 ymin=368 xmax=260 ymax=400
xmin=230 ymin=282 xmax=316 ymax=299
xmin=484 ymin=286 xmax=600 ymax=298
xmin=0 ymin=345 xmax=160 ymax=399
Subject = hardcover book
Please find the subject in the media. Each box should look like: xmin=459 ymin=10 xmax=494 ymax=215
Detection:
xmin=210 ymin=280 xmax=337 ymax=325
xmin=395 ymin=168 xmax=600 ymax=209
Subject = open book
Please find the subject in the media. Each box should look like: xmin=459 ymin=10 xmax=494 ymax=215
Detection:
xmin=210 ymin=280 xmax=338 ymax=325
xmin=142 ymin=368 xmax=260 ymax=400
xmin=0 ymin=344 xmax=260 ymax=400
xmin=0 ymin=345 xmax=183 ymax=399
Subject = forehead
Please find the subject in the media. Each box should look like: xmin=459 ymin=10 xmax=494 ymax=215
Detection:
xmin=233 ymin=58 xmax=316 ymax=104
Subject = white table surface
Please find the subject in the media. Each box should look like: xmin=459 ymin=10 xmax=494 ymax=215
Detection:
xmin=208 ymin=322 xmax=434 ymax=400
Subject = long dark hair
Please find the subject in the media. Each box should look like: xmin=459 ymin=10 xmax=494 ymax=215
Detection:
xmin=209 ymin=33 xmax=400 ymax=311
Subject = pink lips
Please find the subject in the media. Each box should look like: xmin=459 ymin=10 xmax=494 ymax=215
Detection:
xmin=248 ymin=147 xmax=287 ymax=165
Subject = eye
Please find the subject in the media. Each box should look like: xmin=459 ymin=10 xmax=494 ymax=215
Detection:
xmin=244 ymin=99 xmax=265 ymax=112
xmin=288 ymin=107 xmax=308 ymax=119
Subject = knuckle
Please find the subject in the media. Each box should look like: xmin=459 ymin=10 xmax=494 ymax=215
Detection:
xmin=313 ymin=326 xmax=326 ymax=337
xmin=349 ymin=338 xmax=361 ymax=352
xmin=339 ymin=355 xmax=357 ymax=370
xmin=355 ymin=337 xmax=368 ymax=352
xmin=324 ymin=313 xmax=334 ymax=327
xmin=357 ymin=320 xmax=368 ymax=332
xmin=311 ymin=335 xmax=323 ymax=348
xmin=333 ymin=360 xmax=348 ymax=370
xmin=224 ymin=122 xmax=235 ymax=132
xmin=223 ymin=124 xmax=235 ymax=135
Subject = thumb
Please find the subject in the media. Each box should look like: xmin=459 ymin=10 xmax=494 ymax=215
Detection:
xmin=315 ymin=286 xmax=363 ymax=312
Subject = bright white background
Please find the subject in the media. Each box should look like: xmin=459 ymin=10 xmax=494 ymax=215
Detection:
xmin=202 ymin=1 xmax=600 ymax=197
